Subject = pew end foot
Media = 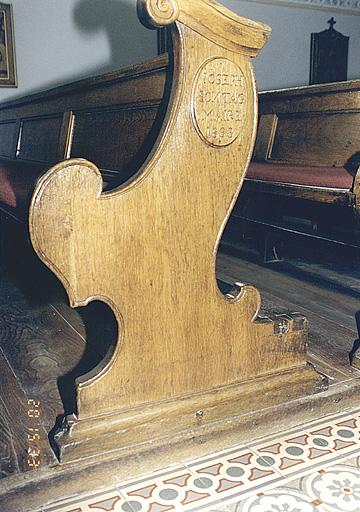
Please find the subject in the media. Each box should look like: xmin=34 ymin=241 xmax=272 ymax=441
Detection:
xmin=53 ymin=363 xmax=328 ymax=464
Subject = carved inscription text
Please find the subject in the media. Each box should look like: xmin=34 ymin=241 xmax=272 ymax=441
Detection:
xmin=192 ymin=58 xmax=246 ymax=147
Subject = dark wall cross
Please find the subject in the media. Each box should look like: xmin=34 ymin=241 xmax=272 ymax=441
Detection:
xmin=328 ymin=17 xmax=336 ymax=30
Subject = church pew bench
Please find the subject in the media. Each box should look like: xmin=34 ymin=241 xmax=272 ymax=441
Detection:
xmin=249 ymin=80 xmax=360 ymax=207
xmin=0 ymin=2 xmax=328 ymax=508
xmin=0 ymin=54 xmax=169 ymax=221
xmin=3 ymin=74 xmax=360 ymax=263
xmin=222 ymin=80 xmax=360 ymax=257
xmin=0 ymin=55 xmax=169 ymax=273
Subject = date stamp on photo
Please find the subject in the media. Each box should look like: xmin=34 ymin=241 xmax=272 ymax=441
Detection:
xmin=26 ymin=399 xmax=42 ymax=469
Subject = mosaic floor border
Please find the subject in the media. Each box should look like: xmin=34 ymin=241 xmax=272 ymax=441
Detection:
xmin=39 ymin=406 xmax=360 ymax=512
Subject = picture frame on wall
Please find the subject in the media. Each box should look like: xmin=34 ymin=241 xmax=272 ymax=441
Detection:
xmin=0 ymin=2 xmax=17 ymax=87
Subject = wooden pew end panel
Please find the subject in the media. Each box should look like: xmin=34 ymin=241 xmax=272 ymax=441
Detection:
xmin=29 ymin=0 xmax=327 ymax=464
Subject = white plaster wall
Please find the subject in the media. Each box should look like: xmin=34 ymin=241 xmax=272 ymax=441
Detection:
xmin=0 ymin=0 xmax=158 ymax=102
xmin=223 ymin=0 xmax=360 ymax=91
xmin=0 ymin=0 xmax=359 ymax=102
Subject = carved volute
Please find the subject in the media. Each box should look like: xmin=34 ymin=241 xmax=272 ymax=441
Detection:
xmin=29 ymin=0 xmax=326 ymax=462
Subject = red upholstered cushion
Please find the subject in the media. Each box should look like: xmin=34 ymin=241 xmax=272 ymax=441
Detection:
xmin=247 ymin=162 xmax=355 ymax=190
xmin=0 ymin=162 xmax=40 ymax=211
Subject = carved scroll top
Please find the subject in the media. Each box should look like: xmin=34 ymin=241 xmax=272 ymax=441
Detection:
xmin=138 ymin=0 xmax=180 ymax=27
xmin=137 ymin=0 xmax=271 ymax=57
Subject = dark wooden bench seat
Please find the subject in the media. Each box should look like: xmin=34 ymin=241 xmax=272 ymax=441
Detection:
xmin=248 ymin=162 xmax=355 ymax=191
xmin=0 ymin=55 xmax=169 ymax=281
xmin=2 ymin=68 xmax=360 ymax=219
xmin=0 ymin=54 xmax=169 ymax=222
xmin=246 ymin=161 xmax=359 ymax=207
xmin=0 ymin=161 xmax=43 ymax=214
xmin=221 ymin=80 xmax=360 ymax=257
xmin=0 ymin=160 xmax=115 ymax=221
xmin=246 ymin=79 xmax=360 ymax=204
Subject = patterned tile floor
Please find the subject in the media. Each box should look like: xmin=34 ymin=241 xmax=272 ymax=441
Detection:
xmin=40 ymin=407 xmax=360 ymax=512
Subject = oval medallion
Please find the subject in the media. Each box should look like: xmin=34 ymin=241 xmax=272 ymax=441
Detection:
xmin=192 ymin=57 xmax=246 ymax=147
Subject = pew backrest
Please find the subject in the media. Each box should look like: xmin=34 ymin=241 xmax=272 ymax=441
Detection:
xmin=246 ymin=80 xmax=360 ymax=209
xmin=0 ymin=56 xmax=170 ymax=220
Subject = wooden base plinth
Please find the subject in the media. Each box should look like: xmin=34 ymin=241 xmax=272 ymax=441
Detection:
xmin=55 ymin=364 xmax=327 ymax=463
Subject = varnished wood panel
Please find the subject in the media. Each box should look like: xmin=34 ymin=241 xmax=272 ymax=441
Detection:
xmin=0 ymin=56 xmax=168 ymax=123
xmin=0 ymin=213 xmax=112 ymax=425
xmin=253 ymin=113 xmax=277 ymax=161
xmin=269 ymin=112 xmax=360 ymax=167
xmin=0 ymin=59 xmax=169 ymax=202
xmin=17 ymin=116 xmax=63 ymax=163
xmin=0 ymin=120 xmax=16 ymax=158
xmin=71 ymin=107 xmax=158 ymax=175
xmin=29 ymin=0 xmax=325 ymax=464
xmin=259 ymin=80 xmax=360 ymax=115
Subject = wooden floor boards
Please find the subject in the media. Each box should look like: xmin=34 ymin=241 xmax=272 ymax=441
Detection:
xmin=0 ymin=264 xmax=111 ymax=482
xmin=217 ymin=252 xmax=360 ymax=381
xmin=0 ymin=345 xmax=55 ymax=478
